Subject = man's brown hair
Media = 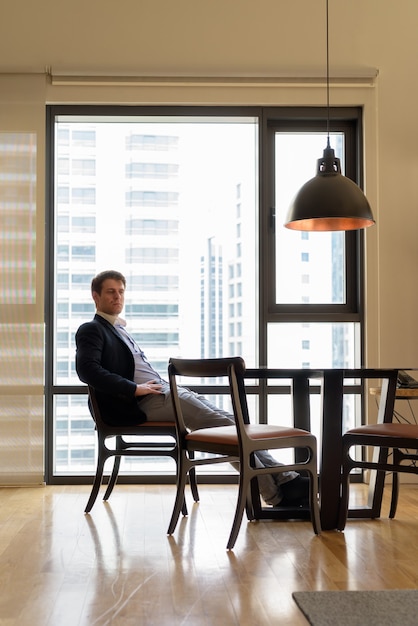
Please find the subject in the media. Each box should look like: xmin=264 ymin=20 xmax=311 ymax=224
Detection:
xmin=91 ymin=270 xmax=126 ymax=295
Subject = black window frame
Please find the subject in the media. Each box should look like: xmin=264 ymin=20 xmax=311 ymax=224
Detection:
xmin=258 ymin=106 xmax=365 ymax=367
xmin=262 ymin=107 xmax=364 ymax=316
xmin=45 ymin=104 xmax=366 ymax=483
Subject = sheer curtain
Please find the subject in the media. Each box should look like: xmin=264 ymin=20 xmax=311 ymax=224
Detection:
xmin=0 ymin=76 xmax=45 ymax=484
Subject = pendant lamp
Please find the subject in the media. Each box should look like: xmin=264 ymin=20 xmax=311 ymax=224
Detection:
xmin=285 ymin=0 xmax=375 ymax=231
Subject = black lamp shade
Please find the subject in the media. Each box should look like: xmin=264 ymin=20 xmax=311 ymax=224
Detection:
xmin=285 ymin=146 xmax=375 ymax=231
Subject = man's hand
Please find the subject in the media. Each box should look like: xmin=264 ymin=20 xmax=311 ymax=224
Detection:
xmin=134 ymin=380 xmax=163 ymax=396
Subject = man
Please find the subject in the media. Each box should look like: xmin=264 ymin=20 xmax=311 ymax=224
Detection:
xmin=75 ymin=270 xmax=309 ymax=507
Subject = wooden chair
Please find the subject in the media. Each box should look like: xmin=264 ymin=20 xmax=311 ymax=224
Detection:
xmin=338 ymin=422 xmax=418 ymax=530
xmin=85 ymin=385 xmax=198 ymax=513
xmin=166 ymin=357 xmax=321 ymax=549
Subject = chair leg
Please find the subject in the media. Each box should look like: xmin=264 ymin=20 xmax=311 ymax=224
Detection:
xmin=180 ymin=497 xmax=188 ymax=517
xmin=389 ymin=471 xmax=399 ymax=519
xmin=103 ymin=455 xmax=121 ymax=501
xmin=226 ymin=474 xmax=251 ymax=550
xmin=189 ymin=466 xmax=199 ymax=502
xmin=337 ymin=465 xmax=351 ymax=531
xmin=309 ymin=469 xmax=322 ymax=535
xmin=85 ymin=453 xmax=107 ymax=513
xmin=245 ymin=477 xmax=259 ymax=521
xmin=173 ymin=452 xmax=190 ymax=515
xmin=167 ymin=456 xmax=190 ymax=535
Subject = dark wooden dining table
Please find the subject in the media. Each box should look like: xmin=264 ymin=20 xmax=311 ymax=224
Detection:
xmin=244 ymin=368 xmax=398 ymax=531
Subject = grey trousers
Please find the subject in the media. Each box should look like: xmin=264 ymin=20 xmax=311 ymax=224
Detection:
xmin=138 ymin=382 xmax=297 ymax=505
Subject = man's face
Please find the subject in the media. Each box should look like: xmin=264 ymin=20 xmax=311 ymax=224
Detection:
xmin=93 ymin=279 xmax=125 ymax=316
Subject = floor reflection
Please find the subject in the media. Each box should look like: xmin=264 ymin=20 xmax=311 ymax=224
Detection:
xmin=3 ymin=483 xmax=415 ymax=625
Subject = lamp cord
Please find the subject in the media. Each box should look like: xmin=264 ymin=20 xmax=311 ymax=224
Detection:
xmin=326 ymin=0 xmax=330 ymax=148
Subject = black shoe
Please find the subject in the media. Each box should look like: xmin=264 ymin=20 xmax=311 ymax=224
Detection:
xmin=280 ymin=476 xmax=310 ymax=507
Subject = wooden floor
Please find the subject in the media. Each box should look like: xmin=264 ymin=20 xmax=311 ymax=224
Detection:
xmin=1 ymin=482 xmax=418 ymax=626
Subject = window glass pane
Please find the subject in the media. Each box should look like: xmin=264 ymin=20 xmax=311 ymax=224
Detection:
xmin=267 ymin=322 xmax=360 ymax=369
xmin=53 ymin=116 xmax=258 ymax=474
xmin=54 ymin=118 xmax=258 ymax=386
xmin=275 ymin=133 xmax=345 ymax=304
xmin=267 ymin=322 xmax=361 ymax=439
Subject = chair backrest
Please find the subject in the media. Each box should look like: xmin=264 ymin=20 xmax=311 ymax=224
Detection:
xmin=228 ymin=362 xmax=252 ymax=441
xmin=168 ymin=356 xmax=246 ymax=437
xmin=87 ymin=385 xmax=106 ymax=429
xmin=168 ymin=357 xmax=245 ymax=379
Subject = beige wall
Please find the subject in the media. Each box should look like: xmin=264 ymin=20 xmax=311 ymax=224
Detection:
xmin=0 ymin=0 xmax=417 ymax=480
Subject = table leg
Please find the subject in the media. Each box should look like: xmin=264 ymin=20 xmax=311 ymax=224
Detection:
xmin=292 ymin=375 xmax=311 ymax=464
xmin=366 ymin=376 xmax=398 ymax=516
xmin=320 ymin=371 xmax=344 ymax=530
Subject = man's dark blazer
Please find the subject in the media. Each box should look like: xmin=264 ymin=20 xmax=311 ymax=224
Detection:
xmin=75 ymin=314 xmax=147 ymax=426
